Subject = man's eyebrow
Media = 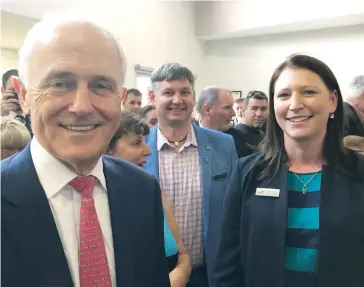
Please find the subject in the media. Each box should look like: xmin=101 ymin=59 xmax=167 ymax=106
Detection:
xmin=40 ymin=70 xmax=76 ymax=85
xmin=39 ymin=71 xmax=118 ymax=88
xmin=90 ymin=75 xmax=117 ymax=87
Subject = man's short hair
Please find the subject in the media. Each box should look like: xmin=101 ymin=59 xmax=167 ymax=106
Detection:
xmin=349 ymin=75 xmax=364 ymax=97
xmin=151 ymin=63 xmax=195 ymax=91
xmin=244 ymin=90 xmax=268 ymax=106
xmin=107 ymin=111 xmax=149 ymax=153
xmin=234 ymin=98 xmax=244 ymax=104
xmin=139 ymin=104 xmax=155 ymax=118
xmin=2 ymin=69 xmax=19 ymax=88
xmin=0 ymin=116 xmax=31 ymax=149
xmin=125 ymin=88 xmax=142 ymax=101
xmin=196 ymin=86 xmax=221 ymax=116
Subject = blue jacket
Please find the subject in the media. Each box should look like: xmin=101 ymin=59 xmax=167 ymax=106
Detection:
xmin=213 ymin=152 xmax=364 ymax=287
xmin=1 ymin=145 xmax=171 ymax=287
xmin=145 ymin=124 xmax=238 ymax=280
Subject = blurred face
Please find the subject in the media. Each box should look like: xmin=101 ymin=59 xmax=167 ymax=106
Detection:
xmin=145 ymin=108 xmax=158 ymax=128
xmin=150 ymin=80 xmax=195 ymax=128
xmin=109 ymin=132 xmax=151 ymax=168
xmin=234 ymin=101 xmax=244 ymax=118
xmin=274 ymin=68 xmax=337 ymax=143
xmin=123 ymin=93 xmax=142 ymax=112
xmin=16 ymin=23 xmax=126 ymax=173
xmin=243 ymin=98 xmax=268 ymax=128
xmin=207 ymin=90 xmax=235 ymax=131
xmin=2 ymin=76 xmax=17 ymax=96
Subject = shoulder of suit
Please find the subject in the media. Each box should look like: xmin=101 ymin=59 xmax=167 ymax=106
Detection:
xmin=102 ymin=155 xmax=156 ymax=181
xmin=237 ymin=152 xmax=262 ymax=175
xmin=199 ymin=126 xmax=234 ymax=142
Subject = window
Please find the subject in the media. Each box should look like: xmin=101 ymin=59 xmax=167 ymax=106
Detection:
xmin=135 ymin=65 xmax=153 ymax=107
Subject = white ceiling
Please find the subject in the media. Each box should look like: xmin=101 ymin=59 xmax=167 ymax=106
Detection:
xmin=1 ymin=11 xmax=37 ymax=50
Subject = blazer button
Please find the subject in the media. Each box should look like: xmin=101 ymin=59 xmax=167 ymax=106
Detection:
xmin=204 ymin=157 xmax=209 ymax=162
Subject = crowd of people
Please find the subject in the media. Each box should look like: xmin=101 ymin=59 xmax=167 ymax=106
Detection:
xmin=1 ymin=15 xmax=364 ymax=287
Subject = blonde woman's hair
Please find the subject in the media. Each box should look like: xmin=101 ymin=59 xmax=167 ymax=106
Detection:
xmin=1 ymin=116 xmax=31 ymax=150
xmin=343 ymin=135 xmax=364 ymax=154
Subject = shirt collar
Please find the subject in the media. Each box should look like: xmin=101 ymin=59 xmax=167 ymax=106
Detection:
xmin=157 ymin=124 xmax=198 ymax=151
xmin=30 ymin=137 xmax=107 ymax=199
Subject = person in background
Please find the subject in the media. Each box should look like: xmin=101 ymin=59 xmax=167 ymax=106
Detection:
xmin=235 ymin=90 xmax=268 ymax=149
xmin=122 ymin=88 xmax=142 ymax=112
xmin=1 ymin=69 xmax=33 ymax=136
xmin=344 ymin=75 xmax=364 ymax=137
xmin=106 ymin=110 xmax=191 ymax=286
xmin=2 ymin=16 xmax=170 ymax=287
xmin=196 ymin=86 xmax=252 ymax=158
xmin=146 ymin=63 xmax=238 ymax=287
xmin=213 ymin=54 xmax=364 ymax=287
xmin=1 ymin=116 xmax=31 ymax=159
xmin=140 ymin=104 xmax=158 ymax=128
xmin=233 ymin=97 xmax=245 ymax=125
xmin=1 ymin=69 xmax=23 ymax=117
xmin=343 ymin=135 xmax=364 ymax=154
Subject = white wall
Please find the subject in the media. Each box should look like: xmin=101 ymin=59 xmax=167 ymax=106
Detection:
xmin=0 ymin=48 xmax=18 ymax=78
xmin=195 ymin=0 xmax=364 ymax=39
xmin=1 ymin=1 xmax=206 ymax=93
xmin=201 ymin=25 xmax=364 ymax=99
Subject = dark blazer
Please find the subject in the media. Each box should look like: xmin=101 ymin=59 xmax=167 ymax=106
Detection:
xmin=145 ymin=124 xmax=238 ymax=282
xmin=213 ymin=152 xmax=364 ymax=287
xmin=224 ymin=127 xmax=258 ymax=158
xmin=343 ymin=102 xmax=364 ymax=137
xmin=1 ymin=145 xmax=170 ymax=287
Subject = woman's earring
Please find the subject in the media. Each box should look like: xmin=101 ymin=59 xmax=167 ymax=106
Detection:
xmin=329 ymin=113 xmax=335 ymax=119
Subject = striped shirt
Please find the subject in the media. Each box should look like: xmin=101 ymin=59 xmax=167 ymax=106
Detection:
xmin=157 ymin=126 xmax=203 ymax=267
xmin=285 ymin=171 xmax=321 ymax=287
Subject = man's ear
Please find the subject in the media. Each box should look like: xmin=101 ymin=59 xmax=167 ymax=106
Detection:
xmin=12 ymin=76 xmax=30 ymax=114
xmin=120 ymin=87 xmax=127 ymax=109
xmin=1 ymin=86 xmax=5 ymax=96
xmin=203 ymin=104 xmax=211 ymax=116
xmin=149 ymin=90 xmax=156 ymax=105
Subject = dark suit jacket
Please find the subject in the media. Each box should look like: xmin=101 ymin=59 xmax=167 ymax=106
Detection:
xmin=213 ymin=152 xmax=364 ymax=287
xmin=224 ymin=127 xmax=258 ymax=158
xmin=1 ymin=145 xmax=170 ymax=287
xmin=145 ymin=124 xmax=238 ymax=282
xmin=343 ymin=102 xmax=364 ymax=137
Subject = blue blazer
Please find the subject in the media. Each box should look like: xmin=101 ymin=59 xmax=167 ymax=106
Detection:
xmin=213 ymin=152 xmax=364 ymax=287
xmin=145 ymin=124 xmax=238 ymax=279
xmin=1 ymin=145 xmax=171 ymax=287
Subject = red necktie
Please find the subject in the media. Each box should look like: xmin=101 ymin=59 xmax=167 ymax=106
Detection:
xmin=69 ymin=176 xmax=112 ymax=287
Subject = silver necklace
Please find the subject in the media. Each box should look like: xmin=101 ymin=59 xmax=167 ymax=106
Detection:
xmin=291 ymin=170 xmax=320 ymax=194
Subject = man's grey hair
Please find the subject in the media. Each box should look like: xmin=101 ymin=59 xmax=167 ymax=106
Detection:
xmin=196 ymin=86 xmax=222 ymax=116
xmin=18 ymin=14 xmax=127 ymax=89
xmin=349 ymin=75 xmax=364 ymax=98
xmin=150 ymin=63 xmax=195 ymax=91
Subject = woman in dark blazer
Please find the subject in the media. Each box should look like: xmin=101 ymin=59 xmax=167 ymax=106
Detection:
xmin=213 ymin=54 xmax=364 ymax=287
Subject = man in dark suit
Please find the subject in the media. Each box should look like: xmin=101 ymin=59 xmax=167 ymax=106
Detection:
xmin=196 ymin=86 xmax=255 ymax=158
xmin=145 ymin=64 xmax=238 ymax=287
xmin=234 ymin=90 xmax=268 ymax=151
xmin=344 ymin=75 xmax=364 ymax=137
xmin=1 ymin=17 xmax=170 ymax=287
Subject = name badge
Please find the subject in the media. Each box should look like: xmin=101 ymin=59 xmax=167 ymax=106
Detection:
xmin=255 ymin=188 xmax=280 ymax=198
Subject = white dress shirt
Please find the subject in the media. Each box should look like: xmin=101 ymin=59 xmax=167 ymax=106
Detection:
xmin=30 ymin=138 xmax=116 ymax=287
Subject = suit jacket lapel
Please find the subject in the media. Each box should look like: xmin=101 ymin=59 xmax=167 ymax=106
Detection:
xmin=194 ymin=125 xmax=212 ymax=238
xmin=256 ymin=164 xmax=288 ymax=286
xmin=145 ymin=126 xmax=159 ymax=180
xmin=2 ymin=145 xmax=73 ymax=287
